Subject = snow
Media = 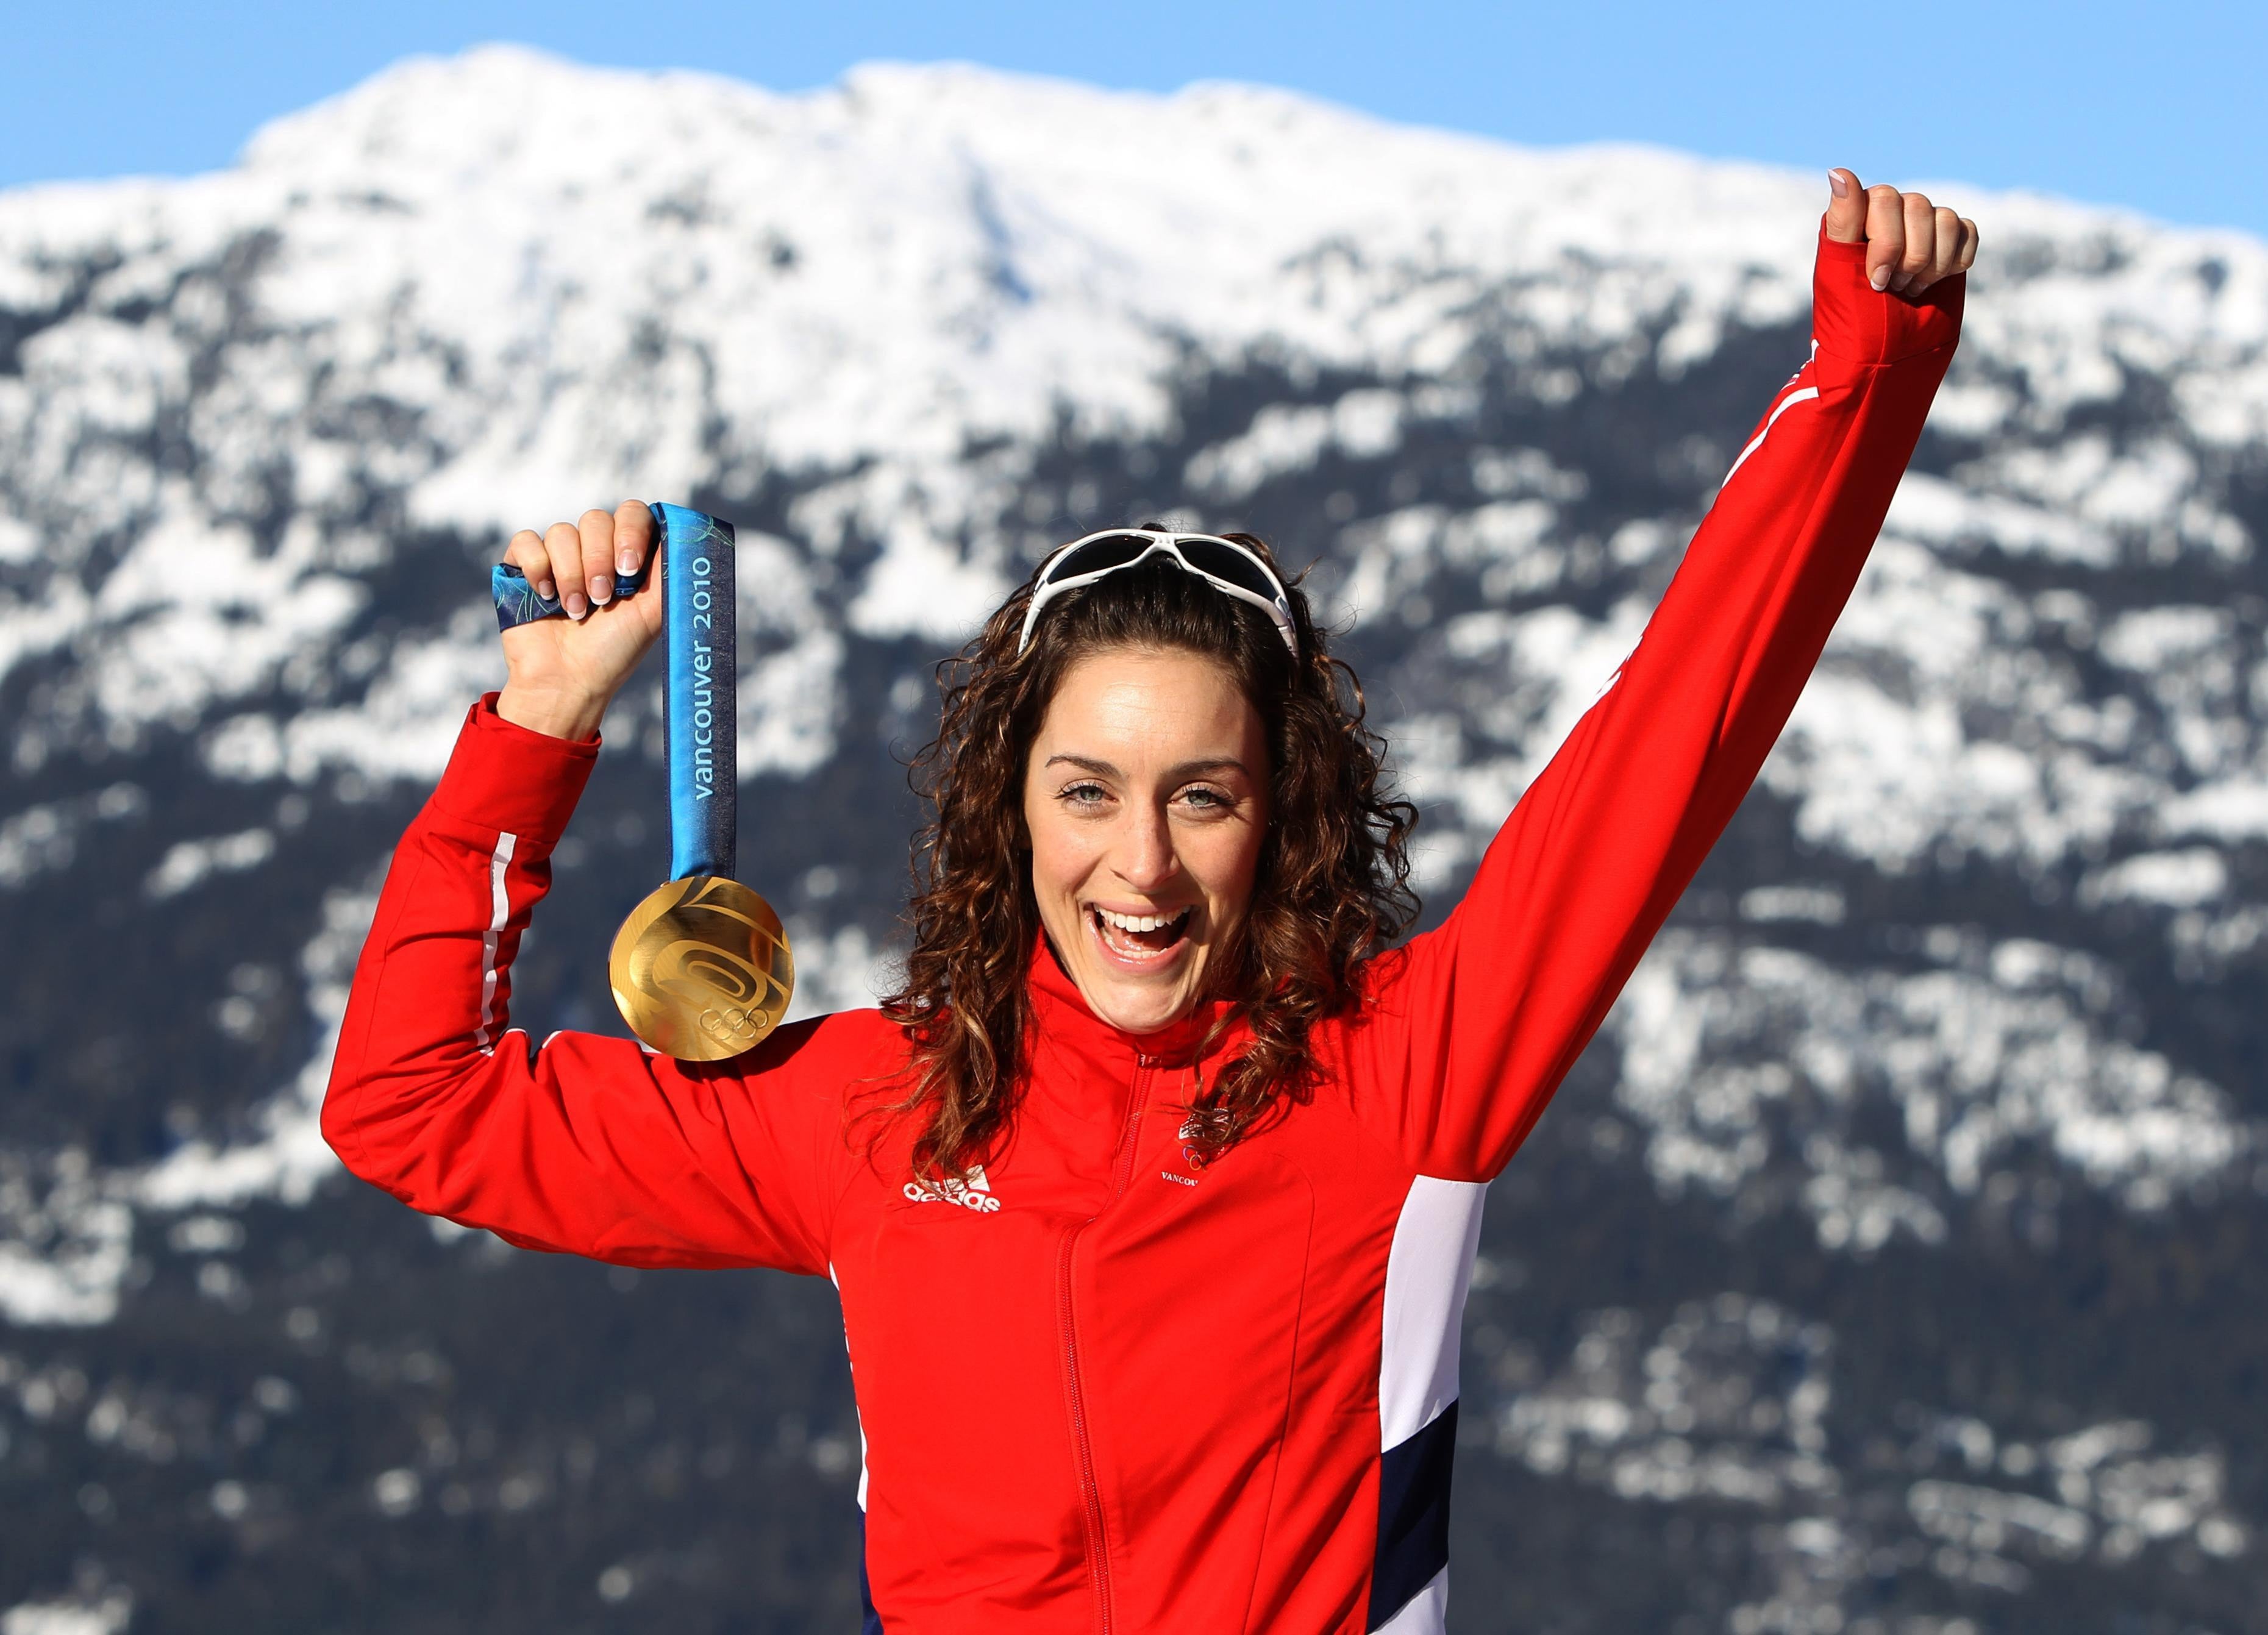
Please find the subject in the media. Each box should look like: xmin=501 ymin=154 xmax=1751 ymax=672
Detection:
xmin=1739 ymin=885 xmax=1846 ymax=925
xmin=3 ymin=46 xmax=2267 ymax=1326
xmin=0 ymin=1149 xmax=133 ymax=1326
xmin=1608 ymin=928 xmax=2249 ymax=1235
xmin=198 ymin=606 xmax=504 ymax=788
xmin=2080 ymin=847 xmax=2229 ymax=908
xmin=143 ymin=828 xmax=277 ymax=900
xmin=0 ymin=786 xmax=145 ymax=890
xmin=4 ymin=43 xmax=2260 ymax=766
xmin=0 ymin=1592 xmax=133 ymax=1635
xmin=1478 ymin=1291 xmax=2256 ymax=1623
xmin=131 ymin=882 xmax=376 ymax=1222
xmin=1184 ymin=388 xmax=1410 ymax=498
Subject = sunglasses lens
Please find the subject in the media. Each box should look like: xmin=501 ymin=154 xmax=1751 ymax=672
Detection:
xmin=1175 ymin=540 xmax=1282 ymax=601
xmin=1043 ymin=533 xmax=1152 ymax=584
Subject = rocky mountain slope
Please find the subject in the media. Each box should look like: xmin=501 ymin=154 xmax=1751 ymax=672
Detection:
xmin=2 ymin=45 xmax=2264 ymax=1634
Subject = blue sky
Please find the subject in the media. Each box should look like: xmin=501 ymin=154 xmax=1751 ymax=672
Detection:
xmin=12 ymin=2 xmax=2253 ymax=237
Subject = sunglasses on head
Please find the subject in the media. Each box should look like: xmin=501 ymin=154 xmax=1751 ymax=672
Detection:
xmin=1016 ymin=529 xmax=1299 ymax=657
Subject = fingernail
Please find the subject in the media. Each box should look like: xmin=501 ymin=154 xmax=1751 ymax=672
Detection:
xmin=1828 ymin=170 xmax=1850 ymax=199
xmin=537 ymin=580 xmax=556 ymax=602
xmin=566 ymin=591 xmax=589 ymax=619
xmin=1870 ymin=266 xmax=1891 ymax=291
xmin=618 ymin=549 xmax=638 ymax=577
xmin=591 ymin=573 xmax=613 ymax=605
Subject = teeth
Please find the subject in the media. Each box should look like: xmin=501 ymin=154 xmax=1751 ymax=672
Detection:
xmin=1097 ymin=908 xmax=1188 ymax=934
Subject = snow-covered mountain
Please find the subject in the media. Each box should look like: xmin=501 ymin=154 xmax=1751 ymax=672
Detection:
xmin=3 ymin=46 xmax=2263 ymax=1634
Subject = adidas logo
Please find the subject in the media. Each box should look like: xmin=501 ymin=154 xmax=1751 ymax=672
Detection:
xmin=903 ymin=1165 xmax=1002 ymax=1213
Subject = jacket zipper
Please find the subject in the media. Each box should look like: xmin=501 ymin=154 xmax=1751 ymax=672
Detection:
xmin=1057 ymin=1055 xmax=1155 ymax=1635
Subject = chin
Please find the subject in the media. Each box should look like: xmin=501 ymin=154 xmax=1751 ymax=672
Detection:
xmin=1089 ymin=983 xmax=1200 ymax=1036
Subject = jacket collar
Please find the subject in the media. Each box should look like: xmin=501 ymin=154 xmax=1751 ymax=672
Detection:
xmin=1027 ymin=931 xmax=1234 ymax=1072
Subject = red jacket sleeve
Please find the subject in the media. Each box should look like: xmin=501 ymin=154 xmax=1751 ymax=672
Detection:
xmin=1346 ymin=231 xmax=1963 ymax=1181
xmin=321 ymin=696 xmax=874 ymax=1275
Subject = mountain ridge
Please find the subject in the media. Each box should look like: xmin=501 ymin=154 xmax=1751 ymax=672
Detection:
xmin=2 ymin=46 xmax=2264 ymax=1634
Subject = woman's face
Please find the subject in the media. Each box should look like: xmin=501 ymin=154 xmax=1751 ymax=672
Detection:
xmin=1022 ymin=646 xmax=1270 ymax=1035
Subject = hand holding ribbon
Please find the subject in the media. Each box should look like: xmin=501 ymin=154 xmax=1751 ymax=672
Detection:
xmin=494 ymin=503 xmax=665 ymax=743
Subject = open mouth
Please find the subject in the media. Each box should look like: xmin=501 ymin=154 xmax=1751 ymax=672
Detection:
xmin=1089 ymin=905 xmax=1195 ymax=965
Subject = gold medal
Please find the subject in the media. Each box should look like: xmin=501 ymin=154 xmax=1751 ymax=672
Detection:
xmin=494 ymin=502 xmax=797 ymax=1061
xmin=608 ymin=874 xmax=794 ymax=1061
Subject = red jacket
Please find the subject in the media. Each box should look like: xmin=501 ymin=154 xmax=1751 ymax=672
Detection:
xmin=325 ymin=233 xmax=1960 ymax=1634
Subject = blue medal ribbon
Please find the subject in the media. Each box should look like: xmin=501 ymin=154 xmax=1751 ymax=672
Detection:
xmin=491 ymin=502 xmax=738 ymax=882
xmin=654 ymin=504 xmax=736 ymax=880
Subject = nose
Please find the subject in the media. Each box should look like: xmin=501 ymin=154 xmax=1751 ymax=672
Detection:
xmin=1114 ymin=801 xmax=1180 ymax=894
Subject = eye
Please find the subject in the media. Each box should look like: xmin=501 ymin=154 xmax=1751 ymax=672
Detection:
xmin=1061 ymin=781 xmax=1110 ymax=807
xmin=1177 ymin=785 xmax=1234 ymax=813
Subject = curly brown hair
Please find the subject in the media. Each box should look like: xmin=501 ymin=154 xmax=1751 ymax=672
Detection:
xmin=878 ymin=529 xmax=1419 ymax=1176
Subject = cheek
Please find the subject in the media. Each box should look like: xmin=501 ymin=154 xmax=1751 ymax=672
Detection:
xmin=1022 ymin=807 xmax=1094 ymax=902
xmin=1194 ymin=822 xmax=1268 ymax=912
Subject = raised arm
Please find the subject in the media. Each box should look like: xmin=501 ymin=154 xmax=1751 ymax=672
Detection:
xmin=322 ymin=696 xmax=879 ymax=1270
xmin=1350 ymin=172 xmax=1976 ymax=1180
xmin=324 ymin=497 xmax=881 ymax=1269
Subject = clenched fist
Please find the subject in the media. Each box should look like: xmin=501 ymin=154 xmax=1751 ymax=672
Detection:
xmin=495 ymin=503 xmax=665 ymax=741
xmin=1824 ymin=168 xmax=1978 ymax=296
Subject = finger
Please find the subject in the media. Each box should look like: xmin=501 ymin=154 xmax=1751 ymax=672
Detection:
xmin=1823 ymin=168 xmax=1866 ymax=243
xmin=546 ymin=521 xmax=590 ymax=619
xmin=612 ymin=500 xmax=653 ymax=586
xmin=579 ymin=509 xmax=618 ymax=607
xmin=1928 ymin=206 xmax=1964 ymax=284
xmin=1895 ymin=192 xmax=1936 ymax=293
xmin=1956 ymin=216 xmax=1980 ymax=272
xmin=1864 ymin=185 xmax=1906 ymax=291
xmin=506 ymin=529 xmax=555 ymax=602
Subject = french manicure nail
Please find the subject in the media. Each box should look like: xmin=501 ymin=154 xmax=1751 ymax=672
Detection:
xmin=591 ymin=574 xmax=613 ymax=605
xmin=566 ymin=591 xmax=590 ymax=619
xmin=618 ymin=549 xmax=638 ymax=577
xmin=1828 ymin=170 xmax=1850 ymax=199
xmin=1870 ymin=266 xmax=1891 ymax=291
xmin=538 ymin=580 xmax=556 ymax=602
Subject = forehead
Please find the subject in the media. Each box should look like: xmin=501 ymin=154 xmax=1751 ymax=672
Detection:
xmin=1034 ymin=647 xmax=1259 ymax=757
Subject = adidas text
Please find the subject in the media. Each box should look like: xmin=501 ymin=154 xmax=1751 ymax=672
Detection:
xmin=904 ymin=1165 xmax=1002 ymax=1213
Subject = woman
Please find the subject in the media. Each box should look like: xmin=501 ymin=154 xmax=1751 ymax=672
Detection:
xmin=326 ymin=173 xmax=1975 ymax=1633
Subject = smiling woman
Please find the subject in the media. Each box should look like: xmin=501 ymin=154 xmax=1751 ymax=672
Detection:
xmin=1027 ymin=654 xmax=1272 ymax=1028
xmin=884 ymin=529 xmax=1418 ymax=1178
xmin=323 ymin=174 xmax=1972 ymax=1634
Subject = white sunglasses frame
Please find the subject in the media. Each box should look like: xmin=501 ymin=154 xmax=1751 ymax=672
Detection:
xmin=1016 ymin=529 xmax=1299 ymax=657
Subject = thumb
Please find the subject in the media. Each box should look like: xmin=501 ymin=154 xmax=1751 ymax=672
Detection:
xmin=1823 ymin=168 xmax=1866 ymax=243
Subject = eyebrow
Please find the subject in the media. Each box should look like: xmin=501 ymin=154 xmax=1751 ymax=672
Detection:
xmin=1044 ymin=753 xmax=1254 ymax=782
